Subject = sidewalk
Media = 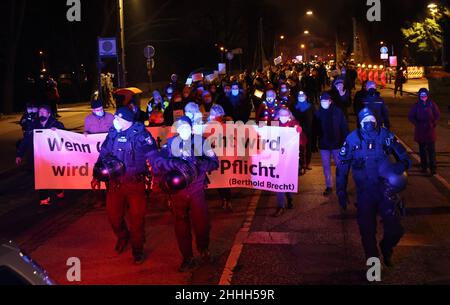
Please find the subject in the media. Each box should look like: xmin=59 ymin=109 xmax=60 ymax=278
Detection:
xmin=385 ymin=78 xmax=429 ymax=95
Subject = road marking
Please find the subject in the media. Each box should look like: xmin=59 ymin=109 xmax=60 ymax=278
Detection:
xmin=219 ymin=190 xmax=262 ymax=285
xmin=396 ymin=136 xmax=450 ymax=191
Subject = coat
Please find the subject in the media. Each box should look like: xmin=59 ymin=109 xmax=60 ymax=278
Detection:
xmin=408 ymin=99 xmax=441 ymax=143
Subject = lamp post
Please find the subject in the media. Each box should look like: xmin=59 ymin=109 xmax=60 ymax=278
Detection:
xmin=117 ymin=0 xmax=126 ymax=87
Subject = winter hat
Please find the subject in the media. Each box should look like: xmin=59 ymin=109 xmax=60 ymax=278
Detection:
xmin=320 ymin=92 xmax=331 ymax=101
xmin=358 ymin=107 xmax=376 ymax=124
xmin=91 ymin=100 xmax=103 ymax=109
xmin=418 ymin=88 xmax=429 ymax=97
xmin=115 ymin=107 xmax=135 ymax=122
xmin=175 ymin=116 xmax=193 ymax=129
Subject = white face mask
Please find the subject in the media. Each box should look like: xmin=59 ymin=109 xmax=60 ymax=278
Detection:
xmin=279 ymin=116 xmax=289 ymax=124
xmin=186 ymin=112 xmax=194 ymax=121
xmin=321 ymin=101 xmax=331 ymax=110
xmin=232 ymin=89 xmax=239 ymax=96
xmin=178 ymin=126 xmax=192 ymax=141
xmin=94 ymin=111 xmax=105 ymax=117
xmin=266 ymin=96 xmax=275 ymax=103
xmin=298 ymin=96 xmax=306 ymax=103
xmin=281 ymin=88 xmax=288 ymax=93
xmin=113 ymin=119 xmax=122 ymax=132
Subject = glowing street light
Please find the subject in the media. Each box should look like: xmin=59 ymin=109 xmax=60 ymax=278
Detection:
xmin=306 ymin=10 xmax=313 ymax=16
xmin=280 ymin=35 xmax=285 ymax=40
xmin=300 ymin=44 xmax=305 ymax=49
xmin=220 ymin=46 xmax=225 ymax=52
xmin=304 ymin=30 xmax=310 ymax=35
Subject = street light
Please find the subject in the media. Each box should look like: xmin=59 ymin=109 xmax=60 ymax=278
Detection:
xmin=306 ymin=10 xmax=313 ymax=16
xmin=304 ymin=30 xmax=310 ymax=35
xmin=280 ymin=35 xmax=285 ymax=40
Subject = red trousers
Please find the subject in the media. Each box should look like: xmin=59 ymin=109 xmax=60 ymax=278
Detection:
xmin=106 ymin=181 xmax=147 ymax=253
xmin=171 ymin=189 xmax=210 ymax=260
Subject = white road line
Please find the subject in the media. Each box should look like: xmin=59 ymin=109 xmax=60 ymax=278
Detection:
xmin=219 ymin=190 xmax=262 ymax=285
xmin=396 ymin=136 xmax=450 ymax=191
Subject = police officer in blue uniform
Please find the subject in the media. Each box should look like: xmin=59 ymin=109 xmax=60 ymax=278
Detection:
xmin=147 ymin=116 xmax=219 ymax=272
xmin=336 ymin=108 xmax=411 ymax=267
xmin=92 ymin=107 xmax=157 ymax=265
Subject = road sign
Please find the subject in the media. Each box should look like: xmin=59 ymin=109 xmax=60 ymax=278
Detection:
xmin=98 ymin=38 xmax=117 ymax=57
xmin=380 ymin=53 xmax=389 ymax=60
xmin=144 ymin=45 xmax=156 ymax=59
xmin=380 ymin=46 xmax=389 ymax=54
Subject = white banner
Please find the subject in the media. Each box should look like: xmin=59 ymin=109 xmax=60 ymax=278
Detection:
xmin=34 ymin=129 xmax=107 ymax=190
xmin=34 ymin=125 xmax=299 ymax=193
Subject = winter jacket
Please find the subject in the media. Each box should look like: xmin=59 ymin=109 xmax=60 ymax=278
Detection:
xmin=408 ymin=99 xmax=441 ymax=143
xmin=313 ymin=105 xmax=349 ymax=151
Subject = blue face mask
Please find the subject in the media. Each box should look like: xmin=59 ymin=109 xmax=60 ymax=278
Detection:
xmin=232 ymin=89 xmax=239 ymax=96
xmin=113 ymin=119 xmax=122 ymax=132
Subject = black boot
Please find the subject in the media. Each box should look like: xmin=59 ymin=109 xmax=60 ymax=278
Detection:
xmin=115 ymin=238 xmax=128 ymax=255
xmin=287 ymin=198 xmax=294 ymax=210
xmin=133 ymin=249 xmax=145 ymax=265
xmin=380 ymin=241 xmax=394 ymax=268
xmin=178 ymin=257 xmax=198 ymax=273
xmin=323 ymin=187 xmax=333 ymax=197
xmin=272 ymin=208 xmax=285 ymax=218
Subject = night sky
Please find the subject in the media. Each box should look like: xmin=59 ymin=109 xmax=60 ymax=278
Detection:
xmin=0 ymin=0 xmax=443 ymax=110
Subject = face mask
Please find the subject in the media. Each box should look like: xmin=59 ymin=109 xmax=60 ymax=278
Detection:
xmin=321 ymin=102 xmax=330 ymax=110
xmin=186 ymin=113 xmax=194 ymax=121
xmin=27 ymin=108 xmax=33 ymax=114
xmin=420 ymin=96 xmax=428 ymax=102
xmin=178 ymin=127 xmax=192 ymax=141
xmin=362 ymin=121 xmax=377 ymax=132
xmin=266 ymin=97 xmax=275 ymax=103
xmin=94 ymin=111 xmax=104 ymax=117
xmin=39 ymin=116 xmax=48 ymax=122
xmin=232 ymin=90 xmax=239 ymax=96
xmin=298 ymin=97 xmax=306 ymax=103
xmin=281 ymin=88 xmax=288 ymax=93
xmin=113 ymin=119 xmax=122 ymax=132
xmin=279 ymin=116 xmax=289 ymax=124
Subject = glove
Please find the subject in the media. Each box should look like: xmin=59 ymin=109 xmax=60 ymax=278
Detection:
xmin=337 ymin=191 xmax=349 ymax=211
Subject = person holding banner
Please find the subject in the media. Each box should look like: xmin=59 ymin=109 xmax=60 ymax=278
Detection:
xmin=92 ymin=107 xmax=157 ymax=265
xmin=16 ymin=104 xmax=66 ymax=206
xmin=272 ymin=108 xmax=302 ymax=217
xmin=84 ymin=99 xmax=115 ymax=208
xmin=147 ymin=116 xmax=219 ymax=272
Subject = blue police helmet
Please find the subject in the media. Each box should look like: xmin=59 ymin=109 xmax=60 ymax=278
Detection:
xmin=160 ymin=158 xmax=198 ymax=194
xmin=93 ymin=156 xmax=126 ymax=182
xmin=378 ymin=159 xmax=408 ymax=193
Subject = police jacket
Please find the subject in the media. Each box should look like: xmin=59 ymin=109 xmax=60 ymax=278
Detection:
xmin=17 ymin=117 xmax=65 ymax=158
xmin=147 ymin=135 xmax=219 ymax=194
xmin=98 ymin=122 xmax=157 ymax=181
xmin=336 ymin=127 xmax=411 ymax=195
xmin=362 ymin=91 xmax=391 ymax=129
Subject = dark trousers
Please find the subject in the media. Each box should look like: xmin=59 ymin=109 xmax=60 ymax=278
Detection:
xmin=300 ymin=143 xmax=312 ymax=169
xmin=357 ymin=185 xmax=404 ymax=259
xmin=394 ymin=84 xmax=403 ymax=96
xmin=419 ymin=142 xmax=437 ymax=171
xmin=218 ymin=188 xmax=232 ymax=201
xmin=106 ymin=181 xmax=147 ymax=253
xmin=171 ymin=189 xmax=210 ymax=260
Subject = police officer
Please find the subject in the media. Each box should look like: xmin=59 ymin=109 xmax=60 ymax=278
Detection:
xmin=147 ymin=116 xmax=219 ymax=272
xmin=336 ymin=108 xmax=411 ymax=267
xmin=92 ymin=107 xmax=157 ymax=265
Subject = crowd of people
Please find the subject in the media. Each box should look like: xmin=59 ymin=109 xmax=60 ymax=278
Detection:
xmin=15 ymin=60 xmax=442 ymax=271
